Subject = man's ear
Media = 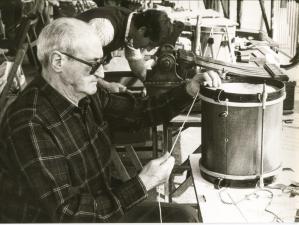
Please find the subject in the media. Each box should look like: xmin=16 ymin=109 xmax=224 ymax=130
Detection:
xmin=49 ymin=51 xmax=64 ymax=72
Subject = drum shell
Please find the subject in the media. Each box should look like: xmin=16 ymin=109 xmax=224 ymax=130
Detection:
xmin=201 ymin=100 xmax=283 ymax=177
xmin=199 ymin=78 xmax=285 ymax=181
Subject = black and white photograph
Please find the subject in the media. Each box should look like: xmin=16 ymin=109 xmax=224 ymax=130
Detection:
xmin=0 ymin=0 xmax=298 ymax=223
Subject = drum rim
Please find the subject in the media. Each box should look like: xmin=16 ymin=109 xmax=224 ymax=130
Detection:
xmin=200 ymin=77 xmax=285 ymax=103
xmin=200 ymin=26 xmax=236 ymax=32
xmin=199 ymin=159 xmax=282 ymax=180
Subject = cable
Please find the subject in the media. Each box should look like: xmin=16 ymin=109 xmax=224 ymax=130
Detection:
xmin=218 ymin=187 xmax=285 ymax=223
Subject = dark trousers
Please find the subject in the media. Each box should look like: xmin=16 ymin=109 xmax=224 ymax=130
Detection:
xmin=117 ymin=201 xmax=201 ymax=223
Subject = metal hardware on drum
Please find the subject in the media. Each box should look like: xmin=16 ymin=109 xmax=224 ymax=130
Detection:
xmin=259 ymin=83 xmax=268 ymax=188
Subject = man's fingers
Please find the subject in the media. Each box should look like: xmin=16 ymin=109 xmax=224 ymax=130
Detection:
xmin=160 ymin=155 xmax=175 ymax=171
xmin=204 ymin=70 xmax=222 ymax=88
xmin=155 ymin=152 xmax=170 ymax=164
xmin=118 ymin=84 xmax=127 ymax=92
xmin=202 ymin=72 xmax=213 ymax=87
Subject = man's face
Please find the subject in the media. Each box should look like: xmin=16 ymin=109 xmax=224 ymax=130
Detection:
xmin=61 ymin=38 xmax=104 ymax=97
xmin=133 ymin=27 xmax=158 ymax=51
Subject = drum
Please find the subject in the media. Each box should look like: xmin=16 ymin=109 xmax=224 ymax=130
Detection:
xmin=199 ymin=77 xmax=285 ymax=187
xmin=200 ymin=17 xmax=237 ymax=62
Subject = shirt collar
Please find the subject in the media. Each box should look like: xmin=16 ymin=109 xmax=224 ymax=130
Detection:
xmin=35 ymin=75 xmax=80 ymax=118
xmin=124 ymin=12 xmax=136 ymax=43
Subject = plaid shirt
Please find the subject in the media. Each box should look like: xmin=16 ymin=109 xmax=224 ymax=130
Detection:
xmin=0 ymin=75 xmax=193 ymax=222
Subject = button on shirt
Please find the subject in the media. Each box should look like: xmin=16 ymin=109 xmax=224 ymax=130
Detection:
xmin=0 ymin=75 xmax=193 ymax=222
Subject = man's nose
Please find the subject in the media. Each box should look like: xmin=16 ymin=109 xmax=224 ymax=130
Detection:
xmin=93 ymin=65 xmax=104 ymax=79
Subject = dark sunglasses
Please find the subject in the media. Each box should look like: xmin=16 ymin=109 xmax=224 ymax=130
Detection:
xmin=60 ymin=51 xmax=107 ymax=75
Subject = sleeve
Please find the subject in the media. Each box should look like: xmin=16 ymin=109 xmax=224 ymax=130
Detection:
xmin=6 ymin=117 xmax=147 ymax=222
xmin=89 ymin=18 xmax=114 ymax=47
xmin=101 ymin=82 xmax=195 ymax=131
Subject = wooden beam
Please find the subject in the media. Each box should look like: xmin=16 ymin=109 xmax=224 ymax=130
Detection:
xmin=270 ymin=0 xmax=274 ymax=37
xmin=220 ymin=0 xmax=229 ymax=18
xmin=237 ymin=0 xmax=243 ymax=29
xmin=258 ymin=0 xmax=272 ymax=37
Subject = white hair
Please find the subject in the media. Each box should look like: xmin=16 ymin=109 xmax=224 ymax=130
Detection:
xmin=37 ymin=18 xmax=100 ymax=68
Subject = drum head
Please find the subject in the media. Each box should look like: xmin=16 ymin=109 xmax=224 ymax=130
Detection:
xmin=209 ymin=82 xmax=278 ymax=94
xmin=200 ymin=77 xmax=285 ymax=103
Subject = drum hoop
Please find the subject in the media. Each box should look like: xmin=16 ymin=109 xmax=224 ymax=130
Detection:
xmin=199 ymin=93 xmax=286 ymax=107
xmin=199 ymin=161 xmax=282 ymax=180
xmin=200 ymin=26 xmax=235 ymax=33
xmin=200 ymin=77 xmax=285 ymax=104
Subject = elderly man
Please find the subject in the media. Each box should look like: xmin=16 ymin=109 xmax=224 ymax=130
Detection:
xmin=0 ymin=18 xmax=221 ymax=222
xmin=77 ymin=6 xmax=175 ymax=92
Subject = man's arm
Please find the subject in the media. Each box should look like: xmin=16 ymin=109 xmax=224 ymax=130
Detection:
xmin=102 ymin=70 xmax=221 ymax=131
xmin=124 ymin=45 xmax=148 ymax=81
xmin=97 ymin=78 xmax=127 ymax=93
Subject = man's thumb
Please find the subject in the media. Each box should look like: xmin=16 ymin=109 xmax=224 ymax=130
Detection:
xmin=155 ymin=152 xmax=170 ymax=164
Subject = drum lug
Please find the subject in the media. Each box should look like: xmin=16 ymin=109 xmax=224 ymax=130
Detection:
xmin=218 ymin=111 xmax=228 ymax=117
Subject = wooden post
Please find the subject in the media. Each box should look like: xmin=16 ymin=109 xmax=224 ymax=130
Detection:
xmin=259 ymin=0 xmax=272 ymax=37
xmin=0 ymin=44 xmax=28 ymax=123
xmin=237 ymin=0 xmax=243 ymax=29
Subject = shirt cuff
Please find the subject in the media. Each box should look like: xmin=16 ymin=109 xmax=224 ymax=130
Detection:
xmin=113 ymin=176 xmax=148 ymax=211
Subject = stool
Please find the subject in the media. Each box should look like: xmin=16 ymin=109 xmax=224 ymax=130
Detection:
xmin=162 ymin=113 xmax=202 ymax=202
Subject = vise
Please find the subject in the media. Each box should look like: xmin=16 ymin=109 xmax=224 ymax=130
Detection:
xmin=144 ymin=44 xmax=197 ymax=96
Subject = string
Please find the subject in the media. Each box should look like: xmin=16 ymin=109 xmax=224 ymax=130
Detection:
xmin=218 ymin=187 xmax=284 ymax=223
xmin=226 ymin=191 xmax=248 ymax=222
xmin=158 ymin=189 xmax=163 ymax=223
xmin=2 ymin=51 xmax=8 ymax=61
xmin=169 ymin=90 xmax=200 ymax=156
xmin=158 ymin=89 xmax=200 ymax=223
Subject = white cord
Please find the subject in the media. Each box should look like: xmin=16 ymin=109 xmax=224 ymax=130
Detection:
xmin=158 ymin=190 xmax=163 ymax=223
xmin=158 ymin=90 xmax=200 ymax=223
xmin=169 ymin=90 xmax=200 ymax=155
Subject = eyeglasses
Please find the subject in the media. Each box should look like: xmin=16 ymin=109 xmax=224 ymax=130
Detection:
xmin=60 ymin=51 xmax=107 ymax=75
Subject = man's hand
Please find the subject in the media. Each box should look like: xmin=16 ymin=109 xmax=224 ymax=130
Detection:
xmin=47 ymin=0 xmax=60 ymax=6
xmin=0 ymin=48 xmax=8 ymax=55
xmin=107 ymin=82 xmax=127 ymax=93
xmin=186 ymin=70 xmax=222 ymax=97
xmin=97 ymin=79 xmax=127 ymax=93
xmin=138 ymin=152 xmax=175 ymax=191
